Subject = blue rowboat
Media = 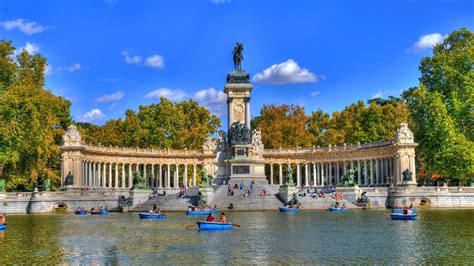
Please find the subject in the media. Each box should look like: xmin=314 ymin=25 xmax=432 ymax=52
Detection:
xmin=75 ymin=210 xmax=87 ymax=215
xmin=197 ymin=221 xmax=233 ymax=231
xmin=391 ymin=214 xmax=417 ymax=220
xmin=392 ymin=209 xmax=417 ymax=214
xmin=139 ymin=213 xmax=167 ymax=219
xmin=186 ymin=209 xmax=219 ymax=216
xmin=328 ymin=207 xmax=348 ymax=212
xmin=0 ymin=224 xmax=6 ymax=231
xmin=279 ymin=207 xmax=300 ymax=213
xmin=90 ymin=210 xmax=108 ymax=215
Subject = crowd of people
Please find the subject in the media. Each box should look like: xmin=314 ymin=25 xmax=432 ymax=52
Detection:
xmin=227 ymin=180 xmax=263 ymax=198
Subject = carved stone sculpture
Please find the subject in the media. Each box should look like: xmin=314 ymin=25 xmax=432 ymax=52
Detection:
xmin=250 ymin=129 xmax=264 ymax=158
xmin=65 ymin=171 xmax=74 ymax=186
xmin=229 ymin=121 xmax=250 ymax=145
xmin=63 ymin=125 xmax=82 ymax=146
xmin=394 ymin=123 xmax=414 ymax=144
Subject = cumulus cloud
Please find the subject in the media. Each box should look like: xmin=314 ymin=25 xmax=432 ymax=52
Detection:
xmin=19 ymin=42 xmax=40 ymax=54
xmin=79 ymin=109 xmax=105 ymax=122
xmin=95 ymin=91 xmax=125 ymax=102
xmin=122 ymin=51 xmax=142 ymax=64
xmin=0 ymin=18 xmax=51 ymax=35
xmin=310 ymin=91 xmax=320 ymax=96
xmin=145 ymin=88 xmax=187 ymax=101
xmin=57 ymin=63 xmax=81 ymax=73
xmin=252 ymin=59 xmax=320 ymax=84
xmin=408 ymin=33 xmax=447 ymax=52
xmin=194 ymin=87 xmax=227 ymax=115
xmin=144 ymin=55 xmax=165 ymax=69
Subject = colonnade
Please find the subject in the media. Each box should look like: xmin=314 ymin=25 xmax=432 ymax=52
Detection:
xmin=267 ymin=157 xmax=395 ymax=187
xmin=80 ymin=161 xmax=199 ymax=189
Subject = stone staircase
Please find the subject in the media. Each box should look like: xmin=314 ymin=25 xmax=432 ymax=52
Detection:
xmin=130 ymin=183 xmax=360 ymax=212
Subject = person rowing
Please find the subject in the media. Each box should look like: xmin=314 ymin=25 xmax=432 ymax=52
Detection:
xmin=206 ymin=213 xmax=215 ymax=222
xmin=219 ymin=213 xmax=227 ymax=223
xmin=0 ymin=214 xmax=5 ymax=224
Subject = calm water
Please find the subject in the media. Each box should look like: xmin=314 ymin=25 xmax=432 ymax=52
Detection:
xmin=0 ymin=209 xmax=473 ymax=264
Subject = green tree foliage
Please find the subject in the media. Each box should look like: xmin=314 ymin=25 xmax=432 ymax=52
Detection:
xmin=252 ymin=105 xmax=315 ymax=148
xmin=0 ymin=41 xmax=72 ymax=190
xmin=418 ymin=28 xmax=474 ymax=140
xmin=79 ymin=97 xmax=221 ymax=149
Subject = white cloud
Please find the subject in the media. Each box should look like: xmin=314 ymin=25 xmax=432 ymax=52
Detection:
xmin=0 ymin=18 xmax=51 ymax=35
xmin=408 ymin=33 xmax=447 ymax=52
xmin=145 ymin=88 xmax=187 ymax=101
xmin=194 ymin=87 xmax=227 ymax=116
xmin=122 ymin=51 xmax=142 ymax=64
xmin=371 ymin=90 xmax=387 ymax=99
xmin=79 ymin=109 xmax=105 ymax=122
xmin=20 ymin=42 xmax=40 ymax=54
xmin=310 ymin=91 xmax=320 ymax=96
xmin=45 ymin=64 xmax=53 ymax=76
xmin=212 ymin=0 xmax=230 ymax=4
xmin=252 ymin=59 xmax=319 ymax=84
xmin=58 ymin=63 xmax=81 ymax=73
xmin=144 ymin=55 xmax=165 ymax=69
xmin=95 ymin=91 xmax=124 ymax=102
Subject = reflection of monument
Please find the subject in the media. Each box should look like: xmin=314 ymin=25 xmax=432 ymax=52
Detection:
xmin=222 ymin=42 xmax=266 ymax=183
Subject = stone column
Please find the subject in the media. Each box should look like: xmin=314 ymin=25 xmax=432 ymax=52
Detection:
xmin=128 ymin=164 xmax=132 ymax=189
xmin=174 ymin=164 xmax=179 ymax=188
xmin=321 ymin=162 xmax=325 ymax=186
xmin=109 ymin=163 xmax=112 ymax=188
xmin=296 ymin=164 xmax=301 ymax=187
xmin=364 ymin=160 xmax=368 ymax=186
xmin=121 ymin=163 xmax=125 ymax=189
xmin=328 ymin=162 xmax=332 ymax=185
xmin=385 ymin=158 xmax=389 ymax=185
xmin=380 ymin=159 xmax=385 ymax=184
xmin=93 ymin=162 xmax=97 ymax=188
xmin=304 ymin=163 xmax=309 ymax=187
xmin=228 ymin=98 xmax=233 ymax=129
xmin=343 ymin=161 xmax=347 ymax=176
xmin=98 ymin=163 xmax=102 ymax=188
xmin=269 ymin=164 xmax=274 ymax=185
xmin=335 ymin=162 xmax=340 ymax=185
xmin=192 ymin=164 xmax=196 ymax=187
xmin=279 ymin=164 xmax=283 ymax=185
xmin=102 ymin=163 xmax=106 ymax=188
xmin=245 ymin=98 xmax=251 ymax=129
xmin=358 ymin=160 xmax=361 ymax=186
xmin=183 ymin=164 xmax=188 ymax=187
xmin=313 ymin=163 xmax=317 ymax=187
xmin=167 ymin=164 xmax=171 ymax=188
xmin=370 ymin=160 xmax=374 ymax=186
xmin=151 ymin=164 xmax=155 ymax=188
xmin=375 ymin=159 xmax=380 ymax=186
xmin=159 ymin=164 xmax=163 ymax=188
xmin=114 ymin=163 xmax=119 ymax=188
xmin=143 ymin=164 xmax=147 ymax=188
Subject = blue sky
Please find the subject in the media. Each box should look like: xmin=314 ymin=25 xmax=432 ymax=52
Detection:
xmin=1 ymin=0 xmax=473 ymax=126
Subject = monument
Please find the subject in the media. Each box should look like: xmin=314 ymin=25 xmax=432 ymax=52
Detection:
xmin=223 ymin=42 xmax=267 ymax=184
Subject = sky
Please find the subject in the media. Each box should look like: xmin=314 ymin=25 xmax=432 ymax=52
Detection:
xmin=1 ymin=0 xmax=473 ymax=127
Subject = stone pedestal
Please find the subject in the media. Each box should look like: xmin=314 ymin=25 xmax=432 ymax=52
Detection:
xmin=199 ymin=187 xmax=215 ymax=204
xmin=130 ymin=189 xmax=151 ymax=207
xmin=279 ymin=185 xmax=297 ymax=205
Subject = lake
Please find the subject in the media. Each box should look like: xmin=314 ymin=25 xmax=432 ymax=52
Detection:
xmin=0 ymin=209 xmax=473 ymax=264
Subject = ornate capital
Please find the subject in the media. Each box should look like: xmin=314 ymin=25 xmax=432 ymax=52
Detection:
xmin=394 ymin=123 xmax=414 ymax=144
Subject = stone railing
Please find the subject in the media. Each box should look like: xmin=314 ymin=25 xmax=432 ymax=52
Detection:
xmin=77 ymin=143 xmax=207 ymax=158
xmin=263 ymin=141 xmax=393 ymax=155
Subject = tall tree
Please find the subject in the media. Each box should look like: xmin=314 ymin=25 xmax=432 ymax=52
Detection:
xmin=0 ymin=44 xmax=72 ymax=190
xmin=252 ymin=104 xmax=315 ymax=148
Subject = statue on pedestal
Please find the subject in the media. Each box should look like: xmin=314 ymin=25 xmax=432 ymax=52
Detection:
xmin=232 ymin=42 xmax=244 ymax=72
xmin=284 ymin=166 xmax=295 ymax=186
xmin=403 ymin=169 xmax=413 ymax=182
xmin=229 ymin=121 xmax=250 ymax=145
xmin=43 ymin=178 xmax=51 ymax=192
xmin=65 ymin=171 xmax=74 ymax=186
xmin=199 ymin=168 xmax=212 ymax=188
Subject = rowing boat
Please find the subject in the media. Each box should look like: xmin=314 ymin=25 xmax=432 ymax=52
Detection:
xmin=279 ymin=207 xmax=300 ymax=213
xmin=197 ymin=221 xmax=233 ymax=231
xmin=390 ymin=214 xmax=417 ymax=220
xmin=186 ymin=209 xmax=219 ymax=216
xmin=328 ymin=207 xmax=348 ymax=212
xmin=139 ymin=213 xmax=167 ymax=219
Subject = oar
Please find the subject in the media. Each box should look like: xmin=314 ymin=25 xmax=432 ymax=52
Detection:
xmin=185 ymin=224 xmax=196 ymax=229
xmin=232 ymin=223 xmax=241 ymax=227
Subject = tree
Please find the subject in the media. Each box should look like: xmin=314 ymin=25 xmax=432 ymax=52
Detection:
xmin=252 ymin=104 xmax=315 ymax=148
xmin=0 ymin=43 xmax=72 ymax=190
xmin=80 ymin=97 xmax=221 ymax=149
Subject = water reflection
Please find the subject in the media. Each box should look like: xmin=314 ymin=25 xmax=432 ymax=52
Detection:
xmin=0 ymin=210 xmax=473 ymax=264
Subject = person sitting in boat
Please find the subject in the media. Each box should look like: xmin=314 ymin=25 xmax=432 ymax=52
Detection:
xmin=0 ymin=214 xmax=5 ymax=224
xmin=206 ymin=213 xmax=215 ymax=222
xmin=219 ymin=213 xmax=227 ymax=223
xmin=409 ymin=203 xmax=414 ymax=209
xmin=403 ymin=205 xmax=409 ymax=215
xmin=342 ymin=203 xmax=346 ymax=209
